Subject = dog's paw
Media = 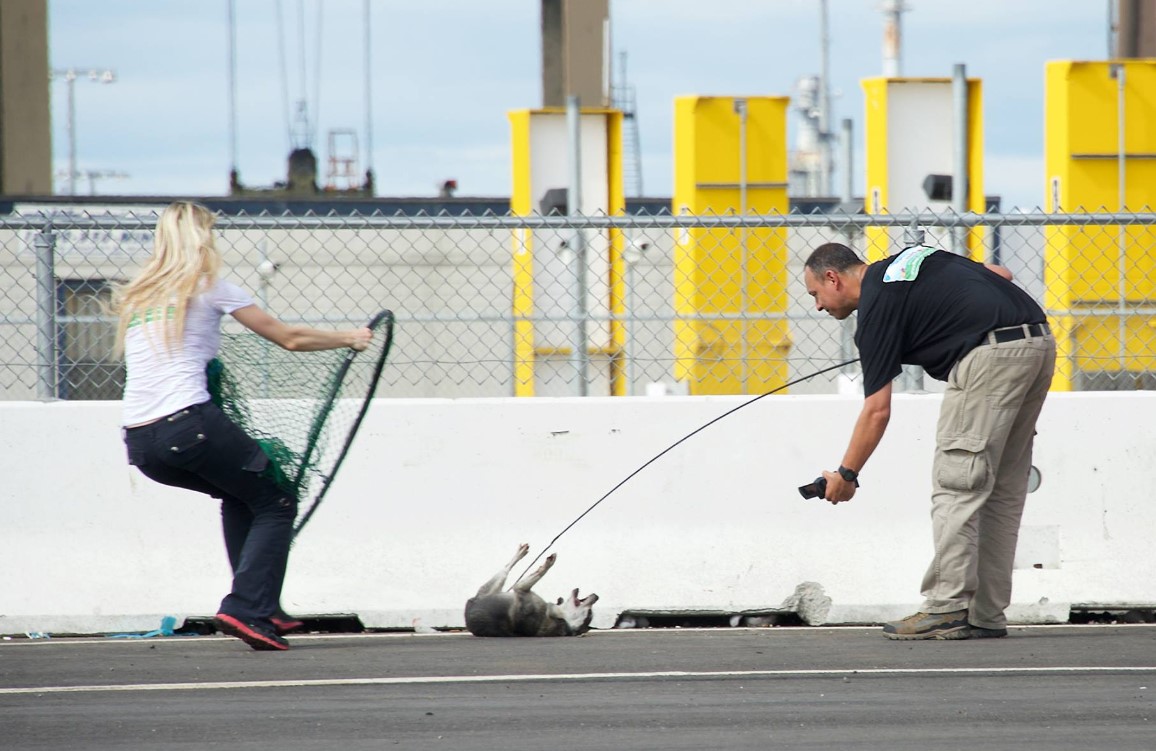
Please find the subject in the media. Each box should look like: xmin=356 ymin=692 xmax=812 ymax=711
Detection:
xmin=516 ymin=543 xmax=530 ymax=560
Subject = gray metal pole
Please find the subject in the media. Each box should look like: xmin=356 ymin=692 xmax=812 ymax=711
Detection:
xmin=257 ymin=239 xmax=272 ymax=398
xmin=66 ymin=75 xmax=77 ymax=196
xmin=626 ymin=260 xmax=636 ymax=395
xmin=566 ymin=95 xmax=588 ymax=396
xmin=1115 ymin=63 xmax=1128 ymax=375
xmin=840 ymin=118 xmax=854 ymax=204
xmin=364 ymin=0 xmax=374 ymax=186
xmin=50 ymin=68 xmax=116 ymax=196
xmin=903 ymin=218 xmax=925 ymax=247
xmin=818 ymin=0 xmax=832 ymax=196
xmin=881 ymin=0 xmax=904 ymax=77
xmin=840 ymin=116 xmax=857 ymax=379
xmin=902 ymin=215 xmax=926 ymax=391
xmin=735 ymin=98 xmax=750 ymax=393
xmin=952 ymin=63 xmax=969 ymax=254
xmin=34 ymin=229 xmax=58 ymax=400
xmin=227 ymin=0 xmax=238 ymax=174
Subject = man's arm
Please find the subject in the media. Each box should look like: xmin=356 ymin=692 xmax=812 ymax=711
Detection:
xmin=822 ymin=381 xmax=893 ymax=503
xmin=984 ymin=263 xmax=1013 ymax=281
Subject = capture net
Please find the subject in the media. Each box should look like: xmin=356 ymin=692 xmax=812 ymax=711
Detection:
xmin=206 ymin=310 xmax=394 ymax=537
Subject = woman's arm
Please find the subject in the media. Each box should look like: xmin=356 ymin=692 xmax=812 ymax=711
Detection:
xmin=231 ymin=305 xmax=372 ymax=352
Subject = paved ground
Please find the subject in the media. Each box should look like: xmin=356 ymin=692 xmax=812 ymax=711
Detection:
xmin=2 ymin=624 xmax=1155 ymax=750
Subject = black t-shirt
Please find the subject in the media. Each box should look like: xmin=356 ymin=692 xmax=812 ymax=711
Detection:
xmin=855 ymin=246 xmax=1046 ymax=397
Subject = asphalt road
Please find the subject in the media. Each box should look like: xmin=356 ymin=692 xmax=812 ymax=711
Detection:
xmin=3 ymin=625 xmax=1155 ymax=750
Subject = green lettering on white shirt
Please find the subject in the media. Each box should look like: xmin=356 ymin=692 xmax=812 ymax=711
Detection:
xmin=126 ymin=306 xmax=177 ymax=329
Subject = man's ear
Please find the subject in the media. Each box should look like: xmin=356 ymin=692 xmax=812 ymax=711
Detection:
xmin=826 ymin=268 xmax=841 ymax=287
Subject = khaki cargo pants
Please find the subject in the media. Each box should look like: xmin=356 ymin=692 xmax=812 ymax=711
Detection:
xmin=920 ymin=329 xmax=1056 ymax=630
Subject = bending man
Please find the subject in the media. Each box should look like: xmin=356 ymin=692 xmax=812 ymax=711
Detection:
xmin=802 ymin=242 xmax=1055 ymax=640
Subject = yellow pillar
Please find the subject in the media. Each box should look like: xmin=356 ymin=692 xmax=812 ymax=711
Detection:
xmin=1045 ymin=60 xmax=1156 ymax=391
xmin=509 ymin=110 xmax=537 ymax=396
xmin=861 ymin=77 xmax=985 ymax=261
xmin=508 ymin=107 xmax=626 ymax=396
xmin=672 ymin=95 xmax=791 ymax=395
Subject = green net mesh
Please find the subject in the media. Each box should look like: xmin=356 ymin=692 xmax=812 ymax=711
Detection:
xmin=205 ymin=311 xmax=393 ymax=535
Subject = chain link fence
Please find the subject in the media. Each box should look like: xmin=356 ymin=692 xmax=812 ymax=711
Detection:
xmin=1 ymin=206 xmax=1154 ymax=401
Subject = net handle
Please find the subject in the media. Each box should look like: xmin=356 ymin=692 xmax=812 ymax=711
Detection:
xmin=291 ymin=309 xmax=395 ymax=538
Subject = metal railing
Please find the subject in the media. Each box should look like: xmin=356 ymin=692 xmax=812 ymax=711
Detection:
xmin=2 ymin=207 xmax=1154 ymax=400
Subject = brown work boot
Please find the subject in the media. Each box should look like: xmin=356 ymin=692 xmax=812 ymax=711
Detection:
xmin=882 ymin=610 xmax=970 ymax=640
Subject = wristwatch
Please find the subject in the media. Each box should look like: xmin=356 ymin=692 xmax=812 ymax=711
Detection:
xmin=837 ymin=465 xmax=859 ymax=485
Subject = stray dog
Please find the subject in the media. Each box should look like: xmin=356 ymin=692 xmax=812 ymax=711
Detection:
xmin=464 ymin=544 xmax=598 ymax=637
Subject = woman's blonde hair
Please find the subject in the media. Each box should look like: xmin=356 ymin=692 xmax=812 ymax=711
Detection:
xmin=114 ymin=201 xmax=221 ymax=351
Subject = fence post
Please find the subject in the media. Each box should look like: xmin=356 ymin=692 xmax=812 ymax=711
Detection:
xmin=951 ymin=62 xmax=969 ymax=255
xmin=900 ymin=219 xmax=925 ymax=391
xmin=34 ymin=226 xmax=58 ymax=400
xmin=903 ymin=218 xmax=925 ymax=247
xmin=566 ymin=95 xmax=589 ymax=396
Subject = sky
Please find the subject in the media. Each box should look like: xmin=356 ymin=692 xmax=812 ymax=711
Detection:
xmin=47 ymin=0 xmax=1107 ymax=210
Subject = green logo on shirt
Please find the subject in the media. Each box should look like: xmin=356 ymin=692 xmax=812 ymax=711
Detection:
xmin=126 ymin=306 xmax=177 ymax=329
xmin=882 ymin=245 xmax=938 ymax=283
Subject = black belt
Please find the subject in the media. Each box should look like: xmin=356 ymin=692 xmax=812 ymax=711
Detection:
xmin=988 ymin=322 xmax=1050 ymax=345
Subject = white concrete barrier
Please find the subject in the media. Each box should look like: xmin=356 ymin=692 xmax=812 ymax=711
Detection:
xmin=2 ymin=393 xmax=1154 ymax=635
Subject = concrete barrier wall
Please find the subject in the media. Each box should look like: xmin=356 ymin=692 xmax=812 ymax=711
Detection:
xmin=2 ymin=392 xmax=1154 ymax=635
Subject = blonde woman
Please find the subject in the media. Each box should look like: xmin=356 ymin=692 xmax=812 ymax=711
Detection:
xmin=117 ymin=201 xmax=372 ymax=651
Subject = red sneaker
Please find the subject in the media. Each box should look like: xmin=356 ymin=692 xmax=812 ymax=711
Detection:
xmin=214 ymin=613 xmax=289 ymax=651
xmin=271 ymin=614 xmax=305 ymax=635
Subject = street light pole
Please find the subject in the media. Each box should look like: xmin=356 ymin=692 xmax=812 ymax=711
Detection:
xmin=49 ymin=67 xmax=116 ymax=196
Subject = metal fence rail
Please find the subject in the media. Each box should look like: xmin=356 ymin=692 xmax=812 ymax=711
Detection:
xmin=2 ymin=207 xmax=1154 ymax=400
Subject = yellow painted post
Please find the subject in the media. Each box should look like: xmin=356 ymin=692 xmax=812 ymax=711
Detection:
xmin=605 ymin=111 xmax=628 ymax=397
xmin=508 ymin=107 xmax=626 ymax=396
xmin=508 ymin=110 xmax=537 ymax=396
xmin=964 ymin=79 xmax=986 ymax=259
xmin=1045 ymin=59 xmax=1156 ymax=391
xmin=672 ymin=95 xmax=791 ymax=395
xmin=861 ymin=78 xmax=891 ymax=261
xmin=862 ymin=77 xmax=985 ymax=260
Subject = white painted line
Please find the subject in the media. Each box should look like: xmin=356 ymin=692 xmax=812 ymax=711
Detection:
xmin=3 ymin=666 xmax=1155 ymax=696
xmin=0 ymin=632 xmax=450 ymax=647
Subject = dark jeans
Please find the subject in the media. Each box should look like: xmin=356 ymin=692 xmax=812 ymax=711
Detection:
xmin=124 ymin=401 xmax=296 ymax=628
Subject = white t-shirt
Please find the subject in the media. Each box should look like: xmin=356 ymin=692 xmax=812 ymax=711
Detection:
xmin=121 ymin=278 xmax=254 ymax=426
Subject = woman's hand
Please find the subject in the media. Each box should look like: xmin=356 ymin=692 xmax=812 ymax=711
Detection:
xmin=347 ymin=327 xmax=373 ymax=351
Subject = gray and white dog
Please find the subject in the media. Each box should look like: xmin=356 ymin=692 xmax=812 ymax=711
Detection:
xmin=464 ymin=544 xmax=599 ymax=637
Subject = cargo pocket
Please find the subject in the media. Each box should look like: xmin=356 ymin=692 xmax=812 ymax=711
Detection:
xmin=936 ymin=434 xmax=989 ymax=492
xmin=155 ymin=411 xmax=208 ymax=466
xmin=242 ymin=447 xmax=269 ymax=473
xmin=243 ymin=444 xmax=297 ymax=499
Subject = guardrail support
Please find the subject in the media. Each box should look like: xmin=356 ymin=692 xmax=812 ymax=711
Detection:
xmin=34 ymin=228 xmax=58 ymax=401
